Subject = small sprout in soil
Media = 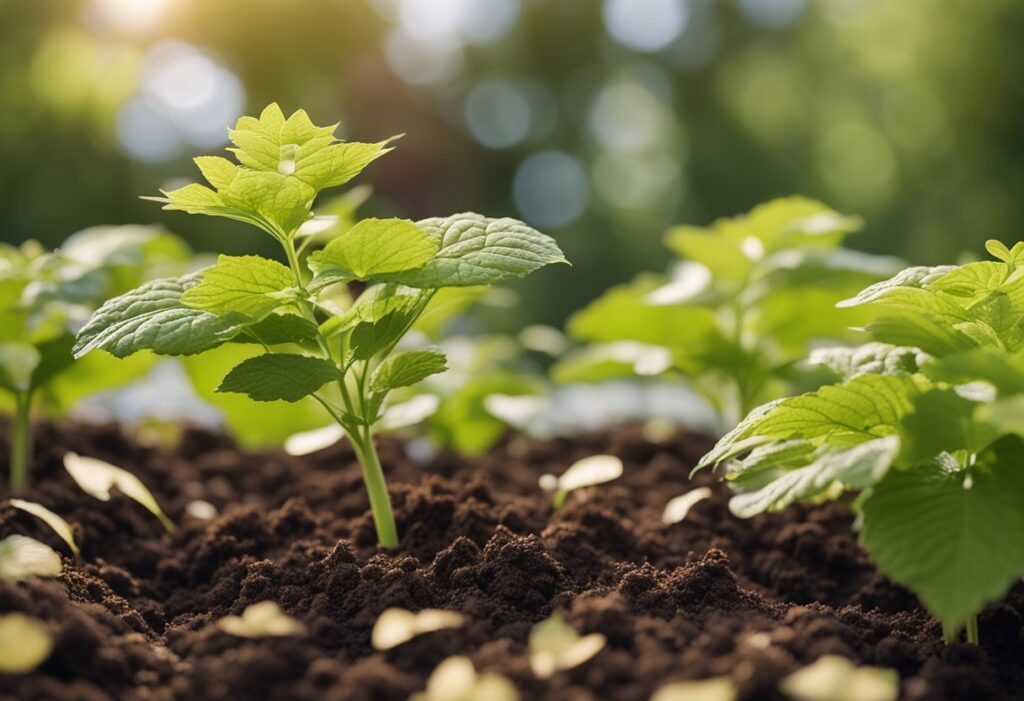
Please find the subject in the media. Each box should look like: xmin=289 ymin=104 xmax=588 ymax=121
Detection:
xmin=185 ymin=499 xmax=217 ymax=521
xmin=528 ymin=612 xmax=606 ymax=679
xmin=539 ymin=454 xmax=623 ymax=508
xmin=217 ymin=601 xmax=307 ymax=638
xmin=371 ymin=607 xmax=465 ymax=651
xmin=698 ymin=240 xmax=1024 ymax=644
xmin=0 ymin=534 xmax=62 ymax=582
xmin=73 ymin=103 xmax=567 ymax=548
xmin=779 ymin=655 xmax=898 ymax=701
xmin=411 ymin=656 xmax=518 ymax=701
xmin=9 ymin=499 xmax=79 ymax=557
xmin=650 ymin=677 xmax=737 ymax=701
xmin=661 ymin=487 xmax=713 ymax=525
xmin=285 ymin=423 xmax=345 ymax=456
xmin=0 ymin=612 xmax=53 ymax=674
xmin=63 ymin=453 xmax=175 ymax=533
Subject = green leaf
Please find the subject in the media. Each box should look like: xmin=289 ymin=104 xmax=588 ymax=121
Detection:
xmin=350 ymin=310 xmax=418 ymax=360
xmin=0 ymin=535 xmax=62 ymax=582
xmin=371 ymin=349 xmax=448 ymax=392
xmin=808 ymin=343 xmax=927 ymax=380
xmin=181 ymin=255 xmax=296 ymax=320
xmin=239 ymin=313 xmax=320 ymax=345
xmin=218 ymin=353 xmax=342 ymax=402
xmin=924 ymin=348 xmax=1024 ymax=395
xmin=861 ymin=439 xmax=1024 ymax=636
xmin=899 ymin=389 xmax=999 ymax=466
xmin=63 ymin=452 xmax=175 ymax=533
xmin=728 ymin=436 xmax=900 ymax=518
xmin=0 ymin=342 xmax=40 ymax=393
xmin=73 ymin=273 xmax=250 ymax=359
xmin=9 ymin=499 xmax=79 ymax=557
xmin=374 ymin=213 xmax=567 ymax=288
xmin=309 ymin=218 xmax=439 ymax=282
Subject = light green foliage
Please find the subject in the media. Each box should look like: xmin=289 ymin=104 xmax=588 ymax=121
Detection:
xmin=0 ymin=228 xmax=190 ymax=489
xmin=0 ymin=535 xmax=62 ymax=582
xmin=559 ymin=197 xmax=899 ymax=428
xmin=0 ymin=613 xmax=53 ymax=674
xmin=75 ymin=104 xmax=567 ymax=548
xmin=64 ymin=452 xmax=175 ymax=533
xmin=9 ymin=499 xmax=79 ymax=557
xmin=698 ymin=240 xmax=1024 ymax=642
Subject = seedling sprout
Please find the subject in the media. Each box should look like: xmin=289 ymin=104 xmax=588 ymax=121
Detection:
xmin=539 ymin=454 xmax=624 ymax=508
xmin=371 ymin=608 xmax=465 ymax=651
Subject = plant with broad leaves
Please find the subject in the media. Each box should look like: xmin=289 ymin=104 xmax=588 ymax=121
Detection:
xmin=0 ymin=227 xmax=189 ymax=490
xmin=73 ymin=104 xmax=567 ymax=548
xmin=557 ymin=197 xmax=901 ymax=430
xmin=697 ymin=240 xmax=1024 ymax=644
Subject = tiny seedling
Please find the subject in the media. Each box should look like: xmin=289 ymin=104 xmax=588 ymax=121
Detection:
xmin=0 ymin=612 xmax=53 ymax=674
xmin=528 ymin=612 xmax=606 ymax=679
xmin=9 ymin=499 xmax=79 ymax=557
xmin=650 ymin=677 xmax=737 ymax=701
xmin=63 ymin=453 xmax=175 ymax=533
xmin=0 ymin=534 xmax=62 ymax=582
xmin=558 ymin=197 xmax=900 ymax=429
xmin=539 ymin=454 xmax=623 ymax=508
xmin=698 ymin=240 xmax=1024 ymax=644
xmin=411 ymin=656 xmax=518 ymax=701
xmin=779 ymin=655 xmax=898 ymax=701
xmin=0 ymin=228 xmax=187 ymax=490
xmin=217 ymin=601 xmax=307 ymax=638
xmin=73 ymin=104 xmax=567 ymax=548
xmin=371 ymin=607 xmax=465 ymax=651
xmin=661 ymin=487 xmax=712 ymax=525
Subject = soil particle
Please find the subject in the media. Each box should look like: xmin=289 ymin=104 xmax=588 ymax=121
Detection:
xmin=1 ymin=420 xmax=1022 ymax=700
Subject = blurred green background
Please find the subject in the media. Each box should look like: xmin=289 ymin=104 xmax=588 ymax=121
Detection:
xmin=3 ymin=0 xmax=1023 ymax=329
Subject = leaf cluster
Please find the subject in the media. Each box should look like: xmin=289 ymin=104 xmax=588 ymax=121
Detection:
xmin=699 ymin=240 xmax=1024 ymax=639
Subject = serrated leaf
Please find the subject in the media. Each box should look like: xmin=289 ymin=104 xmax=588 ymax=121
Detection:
xmin=728 ymin=437 xmax=899 ymax=518
xmin=808 ymin=343 xmax=927 ymax=380
xmin=309 ymin=218 xmax=439 ymax=282
xmin=239 ymin=313 xmax=319 ymax=345
xmin=0 ymin=342 xmax=40 ymax=393
xmin=63 ymin=453 xmax=175 ymax=532
xmin=0 ymin=613 xmax=53 ymax=674
xmin=371 ymin=349 xmax=447 ymax=392
xmin=218 ymin=353 xmax=341 ymax=402
xmin=861 ymin=439 xmax=1024 ymax=637
xmin=374 ymin=213 xmax=567 ymax=288
xmin=350 ymin=309 xmax=418 ymax=360
xmin=9 ymin=499 xmax=79 ymax=557
xmin=73 ymin=273 xmax=249 ymax=359
xmin=0 ymin=535 xmax=62 ymax=582
xmin=899 ymin=389 xmax=999 ymax=466
xmin=181 ymin=255 xmax=296 ymax=320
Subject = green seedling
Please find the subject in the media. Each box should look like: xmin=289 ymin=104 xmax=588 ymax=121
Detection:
xmin=9 ymin=499 xmax=79 ymax=557
xmin=539 ymin=454 xmax=623 ymax=508
xmin=650 ymin=677 xmax=737 ymax=701
xmin=411 ymin=656 xmax=518 ymax=701
xmin=779 ymin=655 xmax=898 ymax=701
xmin=661 ymin=487 xmax=712 ymax=525
xmin=528 ymin=613 xmax=606 ymax=679
xmin=217 ymin=601 xmax=307 ymax=638
xmin=0 ymin=534 xmax=62 ymax=582
xmin=557 ymin=197 xmax=900 ymax=430
xmin=63 ymin=453 xmax=175 ymax=533
xmin=73 ymin=104 xmax=567 ymax=548
xmin=698 ymin=240 xmax=1024 ymax=644
xmin=371 ymin=607 xmax=465 ymax=651
xmin=0 ymin=613 xmax=53 ymax=674
xmin=0 ymin=227 xmax=189 ymax=490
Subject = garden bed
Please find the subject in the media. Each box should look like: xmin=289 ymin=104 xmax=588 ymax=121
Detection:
xmin=1 ymin=421 xmax=1022 ymax=701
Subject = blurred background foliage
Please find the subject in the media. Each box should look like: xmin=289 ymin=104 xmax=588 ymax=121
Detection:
xmin=3 ymin=0 xmax=1023 ymax=331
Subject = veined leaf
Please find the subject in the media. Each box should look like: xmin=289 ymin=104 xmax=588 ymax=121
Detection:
xmin=309 ymin=218 xmax=439 ymax=282
xmin=73 ymin=273 xmax=249 ymax=359
xmin=374 ymin=213 xmax=567 ymax=288
xmin=808 ymin=343 xmax=927 ymax=380
xmin=350 ymin=309 xmax=418 ymax=360
xmin=924 ymin=348 xmax=1024 ymax=395
xmin=239 ymin=313 xmax=319 ymax=345
xmin=181 ymin=255 xmax=296 ymax=320
xmin=861 ymin=439 xmax=1024 ymax=637
xmin=218 ymin=353 xmax=342 ymax=402
xmin=371 ymin=349 xmax=448 ymax=392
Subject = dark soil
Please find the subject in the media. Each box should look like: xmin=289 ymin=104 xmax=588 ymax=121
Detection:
xmin=1 ymin=420 xmax=1022 ymax=701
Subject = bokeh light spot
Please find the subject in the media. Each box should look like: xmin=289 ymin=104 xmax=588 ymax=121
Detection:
xmin=738 ymin=0 xmax=807 ymax=28
xmin=94 ymin=0 xmax=169 ymax=33
xmin=603 ymin=0 xmax=689 ymax=52
xmin=513 ymin=151 xmax=590 ymax=228
xmin=465 ymin=80 xmax=533 ymax=149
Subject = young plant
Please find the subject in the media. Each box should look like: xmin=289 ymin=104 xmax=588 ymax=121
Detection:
xmin=557 ymin=198 xmax=900 ymax=430
xmin=0 ymin=227 xmax=188 ymax=490
xmin=73 ymin=104 xmax=567 ymax=548
xmin=698 ymin=240 xmax=1024 ymax=643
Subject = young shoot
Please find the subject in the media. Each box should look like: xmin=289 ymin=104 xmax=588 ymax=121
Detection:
xmin=0 ymin=613 xmax=53 ymax=675
xmin=779 ymin=655 xmax=898 ymax=701
xmin=539 ymin=454 xmax=623 ymax=508
xmin=9 ymin=499 xmax=79 ymax=557
xmin=73 ymin=104 xmax=567 ymax=548
xmin=0 ymin=534 xmax=62 ymax=582
xmin=650 ymin=677 xmax=737 ymax=701
xmin=217 ymin=601 xmax=307 ymax=638
xmin=528 ymin=612 xmax=606 ymax=679
xmin=63 ymin=453 xmax=175 ymax=533
xmin=661 ymin=487 xmax=713 ymax=525
xmin=371 ymin=607 xmax=465 ymax=651
xmin=411 ymin=656 xmax=518 ymax=701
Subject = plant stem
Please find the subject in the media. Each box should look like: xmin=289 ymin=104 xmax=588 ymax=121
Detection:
xmin=350 ymin=431 xmax=399 ymax=548
xmin=10 ymin=391 xmax=32 ymax=492
xmin=965 ymin=614 xmax=980 ymax=645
